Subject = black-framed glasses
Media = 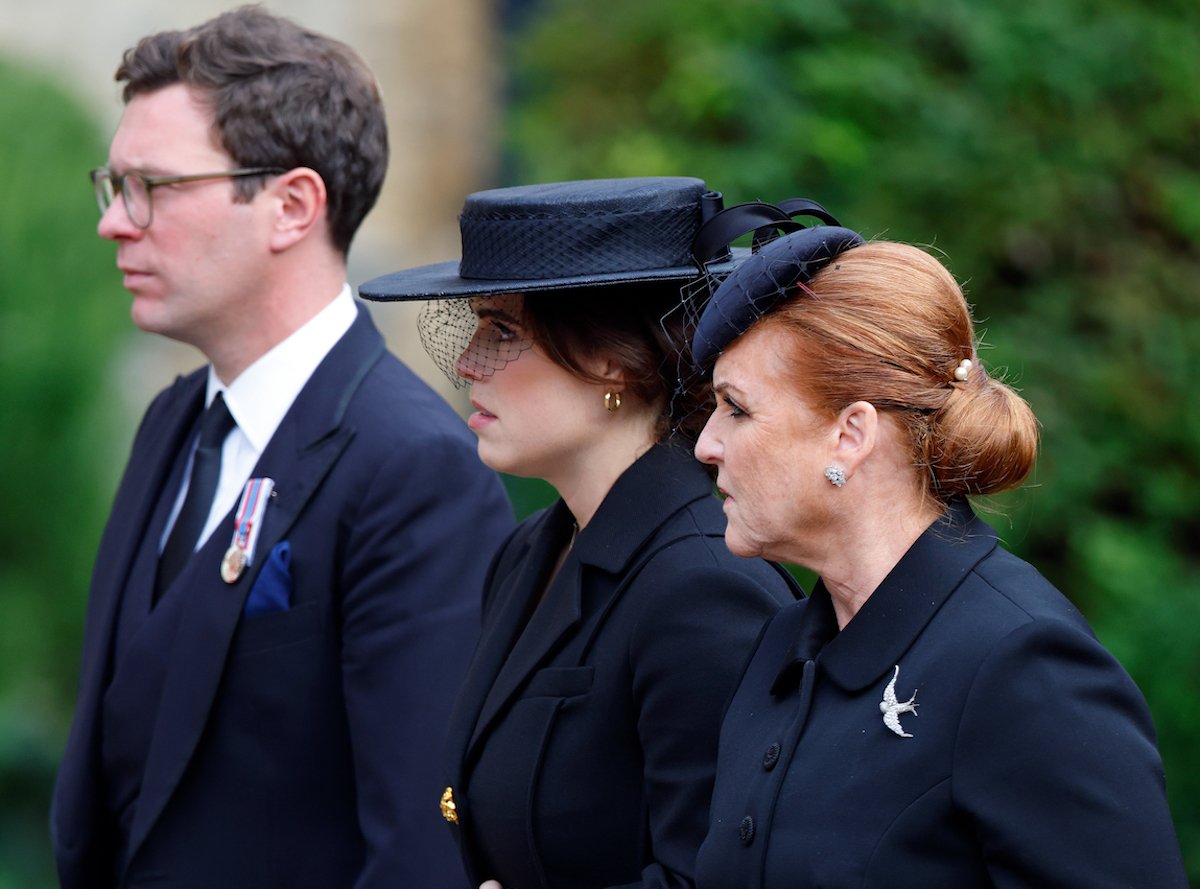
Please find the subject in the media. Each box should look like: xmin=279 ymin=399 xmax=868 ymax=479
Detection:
xmin=89 ymin=166 xmax=285 ymax=229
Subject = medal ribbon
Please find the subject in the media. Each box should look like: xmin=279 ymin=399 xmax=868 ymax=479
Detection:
xmin=231 ymin=477 xmax=275 ymax=564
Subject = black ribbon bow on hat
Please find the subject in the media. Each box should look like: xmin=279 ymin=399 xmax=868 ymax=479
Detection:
xmin=686 ymin=197 xmax=865 ymax=371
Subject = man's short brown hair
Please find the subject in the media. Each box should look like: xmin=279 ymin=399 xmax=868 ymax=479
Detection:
xmin=116 ymin=5 xmax=388 ymax=255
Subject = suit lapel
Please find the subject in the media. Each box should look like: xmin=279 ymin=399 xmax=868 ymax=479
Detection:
xmin=127 ymin=307 xmax=386 ymax=861
xmin=52 ymin=374 xmax=203 ymax=852
xmin=87 ymin=377 xmax=205 ymax=651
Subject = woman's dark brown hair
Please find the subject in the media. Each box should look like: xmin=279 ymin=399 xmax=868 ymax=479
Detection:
xmin=524 ymin=281 xmax=710 ymax=445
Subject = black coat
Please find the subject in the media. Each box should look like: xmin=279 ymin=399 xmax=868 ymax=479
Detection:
xmin=443 ymin=443 xmax=799 ymax=889
xmin=52 ymin=307 xmax=515 ymax=889
xmin=697 ymin=500 xmax=1187 ymax=889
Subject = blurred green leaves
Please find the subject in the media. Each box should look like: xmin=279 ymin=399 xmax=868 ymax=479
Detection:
xmin=0 ymin=58 xmax=127 ymax=888
xmin=506 ymin=0 xmax=1200 ymax=878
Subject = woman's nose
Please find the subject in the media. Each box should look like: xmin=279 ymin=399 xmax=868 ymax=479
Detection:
xmin=694 ymin=415 xmax=722 ymax=465
xmin=455 ymin=338 xmax=487 ymax=382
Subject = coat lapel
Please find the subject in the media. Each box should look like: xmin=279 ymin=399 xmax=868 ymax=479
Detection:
xmin=460 ymin=444 xmax=714 ymax=762
xmin=126 ymin=307 xmax=386 ymax=861
xmin=454 ymin=504 xmax=574 ymax=759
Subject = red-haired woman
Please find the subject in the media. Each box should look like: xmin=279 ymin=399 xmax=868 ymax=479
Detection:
xmin=688 ymin=230 xmax=1187 ymax=889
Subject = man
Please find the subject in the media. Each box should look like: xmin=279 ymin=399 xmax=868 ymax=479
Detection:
xmin=51 ymin=8 xmax=513 ymax=888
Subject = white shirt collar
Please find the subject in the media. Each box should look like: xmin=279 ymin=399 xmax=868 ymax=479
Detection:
xmin=204 ymin=283 xmax=358 ymax=452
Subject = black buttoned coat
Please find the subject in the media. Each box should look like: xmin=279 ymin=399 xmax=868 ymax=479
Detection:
xmin=443 ymin=443 xmax=799 ymax=889
xmin=697 ymin=500 xmax=1186 ymax=889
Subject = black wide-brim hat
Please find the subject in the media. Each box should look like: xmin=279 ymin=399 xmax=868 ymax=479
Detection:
xmin=359 ymin=177 xmax=744 ymax=301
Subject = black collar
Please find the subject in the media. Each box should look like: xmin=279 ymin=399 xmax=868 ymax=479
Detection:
xmin=771 ymin=500 xmax=998 ymax=695
xmin=572 ymin=441 xmax=715 ymax=574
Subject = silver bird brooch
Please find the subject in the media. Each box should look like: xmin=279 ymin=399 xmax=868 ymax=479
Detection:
xmin=879 ymin=664 xmax=918 ymax=738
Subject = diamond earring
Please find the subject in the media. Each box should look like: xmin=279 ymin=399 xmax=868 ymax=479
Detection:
xmin=824 ymin=465 xmax=846 ymax=487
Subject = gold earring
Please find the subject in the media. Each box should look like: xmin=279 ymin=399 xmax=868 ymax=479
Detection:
xmin=604 ymin=390 xmax=622 ymax=412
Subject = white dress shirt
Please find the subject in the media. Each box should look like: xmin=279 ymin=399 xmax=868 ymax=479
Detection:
xmin=161 ymin=284 xmax=358 ymax=552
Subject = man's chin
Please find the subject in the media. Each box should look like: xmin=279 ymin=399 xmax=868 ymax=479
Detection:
xmin=129 ymin=304 xmax=163 ymax=335
xmin=129 ymin=300 xmax=180 ymax=340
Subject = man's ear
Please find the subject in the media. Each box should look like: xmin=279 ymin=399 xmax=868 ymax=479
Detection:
xmin=831 ymin=400 xmax=878 ymax=480
xmin=267 ymin=167 xmax=327 ymax=252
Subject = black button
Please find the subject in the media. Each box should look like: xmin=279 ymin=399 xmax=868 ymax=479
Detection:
xmin=738 ymin=815 xmax=755 ymax=845
xmin=762 ymin=742 xmax=781 ymax=770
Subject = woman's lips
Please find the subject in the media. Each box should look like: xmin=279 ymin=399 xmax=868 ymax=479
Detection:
xmin=467 ymin=402 xmax=497 ymax=430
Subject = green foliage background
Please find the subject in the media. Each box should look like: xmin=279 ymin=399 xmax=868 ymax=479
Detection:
xmin=503 ymin=0 xmax=1200 ymax=879
xmin=0 ymin=59 xmax=128 ymax=888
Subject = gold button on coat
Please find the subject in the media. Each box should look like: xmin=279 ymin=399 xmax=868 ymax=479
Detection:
xmin=440 ymin=786 xmax=458 ymax=824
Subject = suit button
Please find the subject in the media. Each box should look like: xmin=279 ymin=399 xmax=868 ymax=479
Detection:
xmin=762 ymin=742 xmax=781 ymax=770
xmin=738 ymin=815 xmax=755 ymax=845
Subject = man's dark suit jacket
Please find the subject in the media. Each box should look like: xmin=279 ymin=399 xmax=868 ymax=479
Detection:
xmin=443 ymin=443 xmax=798 ymax=889
xmin=696 ymin=499 xmax=1188 ymax=889
xmin=52 ymin=306 xmax=514 ymax=889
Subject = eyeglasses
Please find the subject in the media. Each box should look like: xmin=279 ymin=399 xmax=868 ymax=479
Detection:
xmin=89 ymin=166 xmax=285 ymax=229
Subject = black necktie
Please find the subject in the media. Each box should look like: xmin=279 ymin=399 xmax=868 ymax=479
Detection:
xmin=156 ymin=393 xmax=237 ymax=597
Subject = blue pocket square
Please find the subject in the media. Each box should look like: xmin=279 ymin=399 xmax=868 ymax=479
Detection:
xmin=243 ymin=541 xmax=292 ymax=617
